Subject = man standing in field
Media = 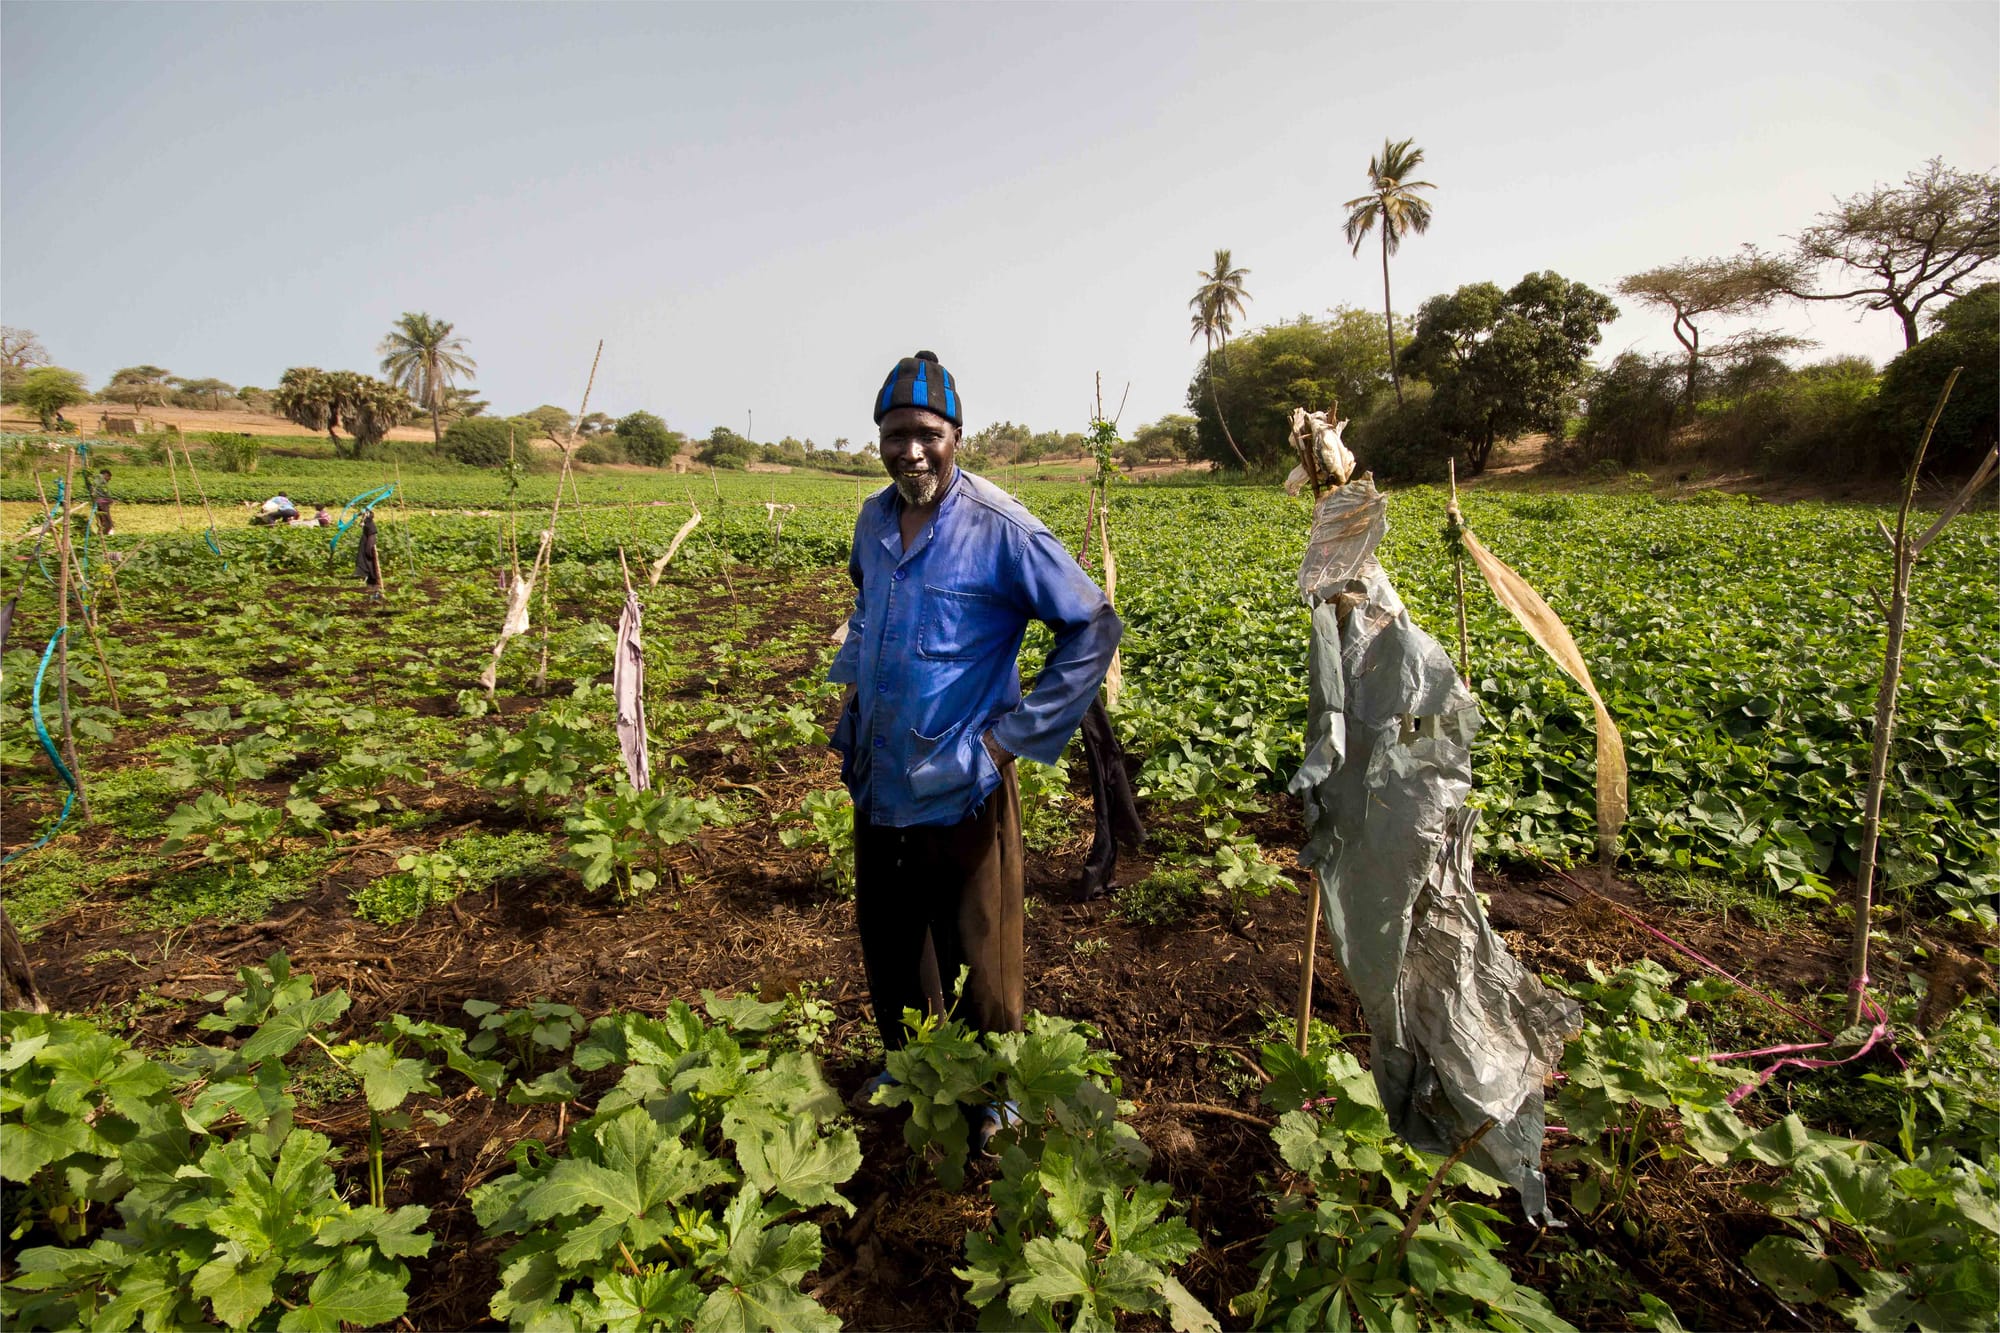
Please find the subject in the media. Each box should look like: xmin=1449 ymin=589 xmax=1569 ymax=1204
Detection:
xmin=831 ymin=351 xmax=1120 ymax=1140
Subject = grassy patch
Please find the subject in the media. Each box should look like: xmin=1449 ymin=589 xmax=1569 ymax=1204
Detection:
xmin=351 ymin=830 xmax=554 ymax=925
xmin=143 ymin=847 xmax=337 ymax=929
xmin=1114 ymin=866 xmax=1207 ymax=927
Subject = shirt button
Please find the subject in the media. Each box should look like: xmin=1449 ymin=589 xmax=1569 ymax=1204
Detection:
xmin=893 ymin=569 xmax=907 ymax=581
xmin=876 ymin=683 xmax=888 ymax=693
xmin=873 ymin=737 xmax=884 ymax=748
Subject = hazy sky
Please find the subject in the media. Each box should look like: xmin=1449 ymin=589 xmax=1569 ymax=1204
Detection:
xmin=4 ymin=2 xmax=1995 ymax=445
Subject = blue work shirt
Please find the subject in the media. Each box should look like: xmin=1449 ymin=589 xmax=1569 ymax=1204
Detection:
xmin=828 ymin=468 xmax=1121 ymax=828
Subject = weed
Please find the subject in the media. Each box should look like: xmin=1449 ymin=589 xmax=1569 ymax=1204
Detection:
xmin=1115 ymin=866 xmax=1207 ymax=927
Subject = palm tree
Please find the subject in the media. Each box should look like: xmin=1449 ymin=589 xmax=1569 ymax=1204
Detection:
xmin=378 ymin=312 xmax=476 ymax=443
xmin=1189 ymin=249 xmax=1252 ymax=468
xmin=1343 ymin=137 xmax=1435 ymax=406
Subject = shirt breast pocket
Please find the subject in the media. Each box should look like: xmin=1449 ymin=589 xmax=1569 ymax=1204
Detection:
xmin=918 ymin=586 xmax=1010 ymax=661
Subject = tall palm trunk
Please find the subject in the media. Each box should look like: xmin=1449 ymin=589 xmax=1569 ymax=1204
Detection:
xmin=430 ymin=401 xmax=442 ymax=443
xmin=1381 ymin=227 xmax=1403 ymax=407
xmin=1207 ymin=336 xmax=1249 ymax=469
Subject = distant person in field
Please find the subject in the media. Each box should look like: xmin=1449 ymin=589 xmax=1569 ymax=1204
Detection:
xmin=90 ymin=468 xmax=114 ymax=536
xmin=253 ymin=493 xmax=297 ymax=526
xmin=314 ymin=504 xmax=333 ymax=527
xmin=354 ymin=509 xmax=383 ymax=601
xmin=832 ymin=350 xmax=1120 ymax=1149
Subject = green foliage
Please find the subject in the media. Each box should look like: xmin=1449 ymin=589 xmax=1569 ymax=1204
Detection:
xmin=775 ymin=788 xmax=856 ymax=894
xmin=1402 ymin=270 xmax=1619 ymax=474
xmin=1234 ymin=1036 xmax=1571 ymax=1331
xmin=1114 ymin=866 xmax=1207 ymax=927
xmin=443 ymin=414 xmax=540 ymax=467
xmin=698 ymin=427 xmax=757 ymax=469
xmin=1877 ymin=282 xmax=1999 ymax=473
xmin=883 ymin=1011 xmax=1218 ymax=1331
xmin=1574 ymin=353 xmax=1683 ymax=468
xmin=458 ymin=683 xmax=618 ymax=822
xmin=1347 ymin=378 xmax=1454 ymax=482
xmin=271 ymin=367 xmax=414 ymax=459
xmin=203 ymin=431 xmax=262 ymax=474
xmin=1696 ymin=356 xmax=1882 ymax=475
xmin=562 ymin=782 xmax=724 ymax=902
xmin=470 ymin=994 xmax=857 ymax=1332
xmin=614 ymin=411 xmax=681 ymax=468
xmin=1186 ymin=309 xmax=1391 ymax=468
xmin=351 ymin=830 xmax=554 ymax=925
xmin=12 ymin=367 xmax=89 ymax=428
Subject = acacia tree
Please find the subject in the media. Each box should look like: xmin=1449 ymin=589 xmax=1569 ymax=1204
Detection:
xmin=272 ymin=367 xmax=412 ymax=458
xmin=1189 ymin=248 xmax=1252 ymax=468
xmin=1617 ymin=252 xmax=1809 ymax=413
xmin=378 ymin=312 xmax=477 ymax=443
xmin=170 ymin=376 xmax=236 ymax=409
xmin=103 ymin=365 xmax=175 ymax=408
xmin=1343 ymin=137 xmax=1435 ymax=406
xmin=1779 ymin=159 xmax=2000 ymax=348
xmin=1403 ymin=271 xmax=1619 ymax=474
xmin=15 ymin=368 xmax=90 ymax=428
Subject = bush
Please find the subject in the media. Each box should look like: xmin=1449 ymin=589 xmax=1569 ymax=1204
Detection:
xmin=442 ymin=415 xmax=536 ymax=467
xmin=1114 ymin=866 xmax=1206 ymax=927
xmin=613 ymin=411 xmax=678 ymax=467
xmin=1346 ymin=380 xmax=1452 ymax=483
xmin=1689 ymin=357 xmax=1879 ymax=476
xmin=696 ymin=428 xmax=755 ymax=470
xmin=1877 ymin=283 xmax=1998 ymax=474
xmin=203 ymin=431 xmax=261 ymax=473
xmin=1575 ymin=353 xmax=1682 ymax=468
xmin=573 ymin=438 xmax=620 ymax=465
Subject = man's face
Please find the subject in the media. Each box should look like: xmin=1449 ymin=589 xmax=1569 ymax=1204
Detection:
xmin=878 ymin=407 xmax=958 ymax=507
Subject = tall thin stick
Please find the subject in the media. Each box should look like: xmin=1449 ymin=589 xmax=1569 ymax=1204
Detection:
xmin=533 ymin=340 xmax=604 ymax=692
xmin=1847 ymin=367 xmax=1974 ymax=1025
xmin=34 ymin=473 xmax=119 ymax=710
xmin=162 ymin=437 xmax=188 ymax=530
xmin=177 ymin=433 xmax=221 ymax=546
xmin=1448 ymin=460 xmax=1471 ymax=685
xmin=52 ymin=445 xmax=89 ymax=819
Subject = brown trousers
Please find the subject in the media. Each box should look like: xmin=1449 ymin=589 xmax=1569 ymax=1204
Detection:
xmin=853 ymin=763 xmax=1025 ymax=1050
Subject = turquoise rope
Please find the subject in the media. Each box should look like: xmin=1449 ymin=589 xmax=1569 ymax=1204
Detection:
xmin=1 ymin=628 xmax=80 ymax=866
xmin=331 ymin=484 xmax=396 ymax=553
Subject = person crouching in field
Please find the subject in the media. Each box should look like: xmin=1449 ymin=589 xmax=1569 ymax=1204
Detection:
xmin=91 ymin=468 xmax=114 ymax=536
xmin=831 ymin=350 xmax=1120 ymax=1149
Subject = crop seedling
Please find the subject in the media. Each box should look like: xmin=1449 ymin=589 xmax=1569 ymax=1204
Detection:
xmin=774 ymin=788 xmax=855 ymax=894
xmin=562 ymin=782 xmax=724 ymax=902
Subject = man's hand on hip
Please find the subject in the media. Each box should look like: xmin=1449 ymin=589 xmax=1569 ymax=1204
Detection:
xmin=982 ymin=730 xmax=1014 ymax=767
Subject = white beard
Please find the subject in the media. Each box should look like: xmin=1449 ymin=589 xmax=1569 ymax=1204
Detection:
xmin=892 ymin=470 xmax=944 ymax=507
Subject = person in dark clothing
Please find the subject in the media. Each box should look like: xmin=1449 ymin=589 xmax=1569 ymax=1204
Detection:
xmin=354 ymin=510 xmax=383 ymax=601
xmin=830 ymin=351 xmax=1120 ymax=1146
xmin=90 ymin=469 xmax=114 ymax=536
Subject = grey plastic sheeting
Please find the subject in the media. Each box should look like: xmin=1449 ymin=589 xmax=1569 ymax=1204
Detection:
xmin=1289 ymin=480 xmax=1580 ymax=1223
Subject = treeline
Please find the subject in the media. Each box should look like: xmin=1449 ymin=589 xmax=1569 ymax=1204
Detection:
xmin=1185 ymin=156 xmax=1997 ymax=481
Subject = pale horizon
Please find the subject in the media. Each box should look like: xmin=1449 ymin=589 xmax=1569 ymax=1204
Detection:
xmin=4 ymin=1 xmax=1995 ymax=445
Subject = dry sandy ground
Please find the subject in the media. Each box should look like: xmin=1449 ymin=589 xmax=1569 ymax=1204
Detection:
xmin=0 ymin=401 xmax=438 ymax=443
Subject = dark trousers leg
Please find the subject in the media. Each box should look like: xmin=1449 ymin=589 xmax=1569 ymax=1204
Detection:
xmin=853 ymin=765 xmax=1025 ymax=1050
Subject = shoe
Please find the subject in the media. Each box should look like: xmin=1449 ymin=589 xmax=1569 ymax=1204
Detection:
xmin=973 ymin=1100 xmax=1021 ymax=1155
xmin=849 ymin=1070 xmax=898 ymax=1115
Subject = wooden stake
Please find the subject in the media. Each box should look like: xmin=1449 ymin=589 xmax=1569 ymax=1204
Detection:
xmin=52 ymin=444 xmax=89 ymax=819
xmin=1448 ymin=460 xmax=1471 ymax=686
xmin=163 ymin=435 xmax=188 ymax=530
xmin=35 ymin=475 xmax=121 ymax=713
xmin=533 ymin=340 xmax=604 ymax=692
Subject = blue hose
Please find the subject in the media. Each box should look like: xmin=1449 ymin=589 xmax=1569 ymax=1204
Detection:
xmin=1 ymin=628 xmax=80 ymax=866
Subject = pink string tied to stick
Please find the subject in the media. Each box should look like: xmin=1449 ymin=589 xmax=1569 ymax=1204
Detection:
xmin=1705 ymin=977 xmax=1902 ymax=1106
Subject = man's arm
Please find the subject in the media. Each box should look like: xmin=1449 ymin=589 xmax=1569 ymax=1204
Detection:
xmin=827 ymin=523 xmax=866 ymax=687
xmin=987 ymin=528 xmax=1122 ymax=765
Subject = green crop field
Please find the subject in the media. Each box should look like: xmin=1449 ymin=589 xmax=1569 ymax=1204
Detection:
xmin=3 ymin=454 xmax=1995 ymax=1332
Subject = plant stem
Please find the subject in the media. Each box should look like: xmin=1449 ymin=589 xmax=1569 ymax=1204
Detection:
xmin=1848 ymin=367 xmax=1960 ymax=1025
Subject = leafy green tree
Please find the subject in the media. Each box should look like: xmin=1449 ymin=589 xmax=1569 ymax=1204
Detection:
xmin=964 ymin=421 xmax=1033 ymax=467
xmin=378 ymin=312 xmax=476 ymax=444
xmin=1780 ymin=159 xmax=2000 ymax=348
xmin=1343 ymin=137 xmax=1435 ymax=405
xmin=1189 ymin=248 xmax=1252 ymax=468
xmin=1875 ymin=282 xmax=1999 ymax=472
xmin=13 ymin=367 xmax=89 ymax=428
xmin=1618 ymin=252 xmax=1808 ymax=413
xmin=577 ymin=411 xmax=614 ymax=436
xmin=1186 ymin=308 xmax=1392 ymax=469
xmin=523 ymin=404 xmax=574 ymax=443
xmin=272 ymin=367 xmax=413 ymax=459
xmin=102 ymin=365 xmax=175 ymax=408
xmin=443 ymin=415 xmax=541 ymax=467
xmin=613 ymin=411 xmax=680 ymax=467
xmin=1133 ymin=414 xmax=1198 ymax=463
xmin=1403 ymin=271 xmax=1619 ymax=474
xmin=170 ymin=376 xmax=237 ymax=409
xmin=697 ymin=426 xmax=755 ymax=469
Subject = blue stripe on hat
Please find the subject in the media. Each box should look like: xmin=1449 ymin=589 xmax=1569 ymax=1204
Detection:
xmin=945 ymin=384 xmax=957 ymax=419
xmin=911 ymin=364 xmax=930 ymax=408
xmin=878 ymin=370 xmax=899 ymax=415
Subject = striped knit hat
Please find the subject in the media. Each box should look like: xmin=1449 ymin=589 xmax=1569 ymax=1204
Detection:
xmin=873 ymin=350 xmax=961 ymax=428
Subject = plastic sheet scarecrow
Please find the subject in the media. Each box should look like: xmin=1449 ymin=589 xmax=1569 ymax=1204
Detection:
xmin=1287 ymin=409 xmax=1580 ymax=1223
